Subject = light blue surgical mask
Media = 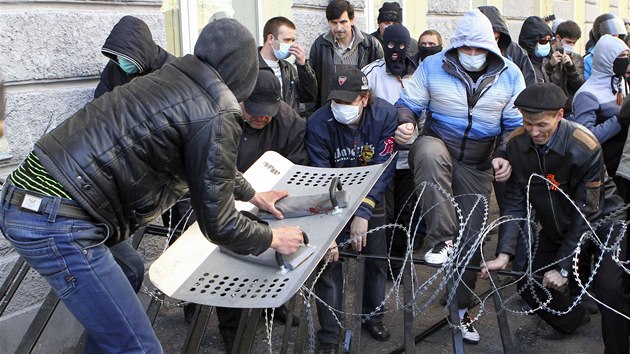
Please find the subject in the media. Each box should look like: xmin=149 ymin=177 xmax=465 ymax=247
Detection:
xmin=535 ymin=43 xmax=551 ymax=58
xmin=331 ymin=101 xmax=361 ymax=125
xmin=118 ymin=56 xmax=139 ymax=74
xmin=272 ymin=36 xmax=292 ymax=60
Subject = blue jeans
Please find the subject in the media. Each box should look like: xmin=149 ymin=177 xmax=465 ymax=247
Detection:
xmin=0 ymin=183 xmax=162 ymax=353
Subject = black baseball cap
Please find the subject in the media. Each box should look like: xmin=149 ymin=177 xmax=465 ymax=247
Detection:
xmin=244 ymin=69 xmax=281 ymax=117
xmin=327 ymin=66 xmax=370 ymax=102
xmin=514 ymin=83 xmax=567 ymax=113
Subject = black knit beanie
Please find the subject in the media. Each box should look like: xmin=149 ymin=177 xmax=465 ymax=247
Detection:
xmin=194 ymin=18 xmax=258 ymax=102
xmin=378 ymin=2 xmax=403 ymax=24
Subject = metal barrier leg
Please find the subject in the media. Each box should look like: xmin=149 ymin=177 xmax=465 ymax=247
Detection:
xmin=280 ymin=296 xmax=298 ymax=354
xmin=402 ymin=263 xmax=415 ymax=353
xmin=0 ymin=257 xmax=29 ymax=316
xmin=447 ymin=278 xmax=465 ymax=354
xmin=181 ymin=305 xmax=212 ymax=354
xmin=15 ymin=290 xmax=61 ymax=354
xmin=236 ymin=308 xmax=263 ymax=354
xmin=350 ymin=255 xmax=365 ymax=354
xmin=489 ymin=272 xmax=514 ymax=353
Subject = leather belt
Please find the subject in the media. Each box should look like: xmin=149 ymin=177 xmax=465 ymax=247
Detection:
xmin=7 ymin=188 xmax=94 ymax=221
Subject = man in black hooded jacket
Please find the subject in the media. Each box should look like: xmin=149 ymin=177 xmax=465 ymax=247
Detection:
xmin=479 ymin=6 xmax=536 ymax=86
xmin=0 ymin=19 xmax=304 ymax=353
xmin=519 ymin=16 xmax=554 ymax=84
xmin=94 ymin=16 xmax=174 ymax=99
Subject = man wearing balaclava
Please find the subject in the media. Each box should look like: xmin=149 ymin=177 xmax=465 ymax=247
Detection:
xmin=0 ymin=18 xmax=305 ymax=353
xmin=396 ymin=9 xmax=525 ymax=345
xmin=370 ymin=2 xmax=418 ymax=59
xmin=362 ymin=24 xmax=420 ymax=279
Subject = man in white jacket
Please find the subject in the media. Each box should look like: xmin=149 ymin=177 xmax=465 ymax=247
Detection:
xmin=395 ymin=9 xmax=525 ymax=344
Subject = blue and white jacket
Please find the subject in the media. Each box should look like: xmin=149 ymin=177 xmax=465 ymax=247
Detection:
xmin=396 ymin=9 xmax=525 ymax=166
xmin=306 ymin=97 xmax=397 ymax=220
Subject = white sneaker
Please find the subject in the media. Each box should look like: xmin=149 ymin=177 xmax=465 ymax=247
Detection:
xmin=460 ymin=312 xmax=480 ymax=344
xmin=424 ymin=240 xmax=454 ymax=265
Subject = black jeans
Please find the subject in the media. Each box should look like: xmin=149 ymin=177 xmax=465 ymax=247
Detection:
xmin=519 ymin=231 xmax=629 ymax=353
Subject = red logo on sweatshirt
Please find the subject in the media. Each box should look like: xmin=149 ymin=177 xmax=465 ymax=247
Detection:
xmin=380 ymin=137 xmax=396 ymax=156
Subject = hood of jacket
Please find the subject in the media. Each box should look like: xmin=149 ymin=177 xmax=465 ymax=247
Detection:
xmin=592 ymin=34 xmax=629 ymax=79
xmin=448 ymin=9 xmax=502 ymax=58
xmin=194 ymin=18 xmax=258 ymax=102
xmin=478 ymin=6 xmax=512 ymax=51
xmin=101 ymin=16 xmax=159 ymax=75
xmin=518 ymin=16 xmax=552 ymax=57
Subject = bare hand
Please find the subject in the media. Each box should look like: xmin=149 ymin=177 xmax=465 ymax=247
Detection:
xmin=250 ymin=190 xmax=288 ymax=219
xmin=561 ymin=53 xmax=572 ymax=65
xmin=395 ymin=123 xmax=415 ymax=144
xmin=492 ymin=157 xmax=512 ymax=182
xmin=325 ymin=240 xmax=339 ymax=262
xmin=543 ymin=269 xmax=568 ymax=290
xmin=289 ymin=43 xmax=306 ymax=65
xmin=350 ymin=216 xmax=368 ymax=252
xmin=480 ymin=253 xmax=510 ymax=279
xmin=270 ymin=226 xmax=304 ymax=255
xmin=549 ymin=51 xmax=562 ymax=67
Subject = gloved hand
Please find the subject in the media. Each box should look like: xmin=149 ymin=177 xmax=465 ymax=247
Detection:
xmin=619 ymin=95 xmax=630 ymax=126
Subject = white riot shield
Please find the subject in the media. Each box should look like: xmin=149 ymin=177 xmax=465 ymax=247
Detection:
xmin=149 ymin=151 xmax=394 ymax=308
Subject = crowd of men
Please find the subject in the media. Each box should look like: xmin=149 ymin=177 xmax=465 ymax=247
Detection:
xmin=2 ymin=1 xmax=630 ymax=353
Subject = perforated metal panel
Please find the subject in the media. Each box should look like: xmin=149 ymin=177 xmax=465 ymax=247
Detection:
xmin=149 ymin=151 xmax=394 ymax=308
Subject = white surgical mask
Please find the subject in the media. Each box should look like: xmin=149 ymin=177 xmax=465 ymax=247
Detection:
xmin=273 ymin=38 xmax=292 ymax=60
xmin=535 ymin=43 xmax=551 ymax=57
xmin=458 ymin=51 xmax=487 ymax=72
xmin=331 ymin=101 xmax=361 ymax=125
xmin=563 ymin=44 xmax=574 ymax=54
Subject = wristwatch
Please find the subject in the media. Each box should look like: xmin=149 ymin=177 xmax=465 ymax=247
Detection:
xmin=559 ymin=268 xmax=569 ymax=278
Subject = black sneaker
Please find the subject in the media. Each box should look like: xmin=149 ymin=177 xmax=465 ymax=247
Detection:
xmin=424 ymin=240 xmax=454 ymax=265
xmin=316 ymin=342 xmax=337 ymax=354
xmin=362 ymin=321 xmax=390 ymax=341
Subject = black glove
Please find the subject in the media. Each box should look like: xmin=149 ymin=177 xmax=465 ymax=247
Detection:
xmin=619 ymin=95 xmax=630 ymax=126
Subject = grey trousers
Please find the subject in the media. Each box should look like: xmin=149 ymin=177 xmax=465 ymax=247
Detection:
xmin=409 ymin=135 xmax=493 ymax=308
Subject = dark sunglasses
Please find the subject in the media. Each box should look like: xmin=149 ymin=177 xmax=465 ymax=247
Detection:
xmin=538 ymin=37 xmax=553 ymax=45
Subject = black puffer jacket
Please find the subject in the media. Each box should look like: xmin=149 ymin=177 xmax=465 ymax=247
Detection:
xmin=478 ymin=6 xmax=536 ymax=87
xmin=497 ymin=119 xmax=623 ymax=270
xmin=34 ymin=21 xmax=271 ymax=255
xmin=518 ymin=16 xmax=553 ymax=83
xmin=94 ymin=16 xmax=174 ymax=99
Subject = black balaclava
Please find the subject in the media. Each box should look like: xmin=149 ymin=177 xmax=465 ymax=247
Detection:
xmin=194 ymin=18 xmax=258 ymax=102
xmin=383 ymin=24 xmax=411 ymax=77
xmin=417 ymin=45 xmax=442 ymax=61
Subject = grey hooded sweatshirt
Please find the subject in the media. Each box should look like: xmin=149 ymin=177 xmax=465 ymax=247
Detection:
xmin=572 ymin=34 xmax=629 ymax=175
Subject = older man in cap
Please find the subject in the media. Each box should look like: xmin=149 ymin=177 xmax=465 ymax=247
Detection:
xmin=482 ymin=83 xmax=629 ymax=352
